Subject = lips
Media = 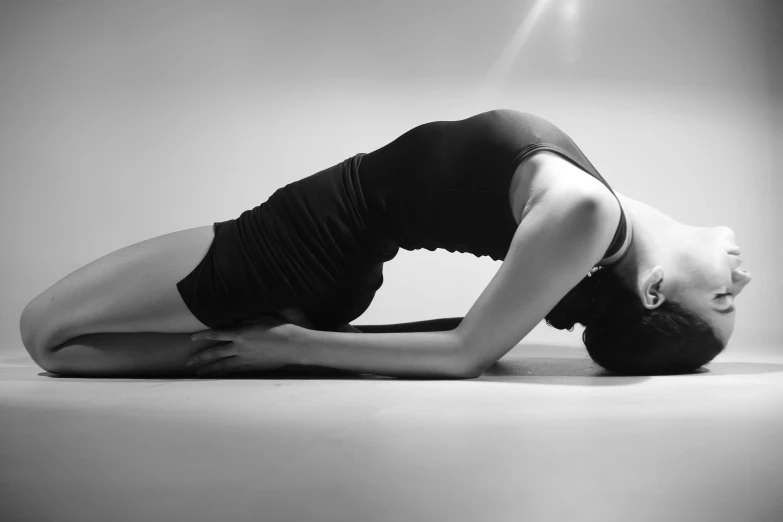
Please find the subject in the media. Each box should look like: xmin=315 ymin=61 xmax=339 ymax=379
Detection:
xmin=728 ymin=253 xmax=744 ymax=272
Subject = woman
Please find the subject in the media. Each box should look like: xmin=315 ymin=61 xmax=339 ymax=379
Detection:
xmin=20 ymin=109 xmax=752 ymax=379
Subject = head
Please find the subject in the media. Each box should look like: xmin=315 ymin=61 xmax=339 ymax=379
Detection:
xmin=545 ymin=225 xmax=752 ymax=375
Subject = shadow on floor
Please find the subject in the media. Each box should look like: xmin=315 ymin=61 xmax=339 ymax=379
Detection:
xmin=3 ymin=343 xmax=782 ymax=386
xmin=473 ymin=357 xmax=783 ymax=385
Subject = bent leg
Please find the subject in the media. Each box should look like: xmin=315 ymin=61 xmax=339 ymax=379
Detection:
xmin=39 ymin=332 xmax=227 ymax=378
xmin=20 ymin=224 xmax=226 ymax=370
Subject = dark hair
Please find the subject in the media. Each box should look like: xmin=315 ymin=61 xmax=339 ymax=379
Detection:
xmin=545 ymin=266 xmax=725 ymax=375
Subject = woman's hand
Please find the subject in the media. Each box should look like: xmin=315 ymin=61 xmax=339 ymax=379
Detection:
xmin=186 ymin=308 xmax=311 ymax=378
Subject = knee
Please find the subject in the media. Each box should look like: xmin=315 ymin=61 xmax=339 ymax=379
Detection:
xmin=20 ymin=299 xmax=62 ymax=370
xmin=20 ymin=302 xmax=41 ymax=357
xmin=31 ymin=349 xmax=66 ymax=375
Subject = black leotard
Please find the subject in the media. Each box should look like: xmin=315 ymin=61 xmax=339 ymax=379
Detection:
xmin=176 ymin=109 xmax=629 ymax=330
xmin=359 ymin=109 xmax=628 ymax=263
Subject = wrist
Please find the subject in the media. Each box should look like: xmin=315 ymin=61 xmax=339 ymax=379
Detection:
xmin=288 ymin=325 xmax=315 ymax=365
xmin=288 ymin=324 xmax=359 ymax=366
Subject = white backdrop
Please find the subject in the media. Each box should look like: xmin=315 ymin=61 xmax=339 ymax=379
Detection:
xmin=2 ymin=0 xmax=780 ymax=356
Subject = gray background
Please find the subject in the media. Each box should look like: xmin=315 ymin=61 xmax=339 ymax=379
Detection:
xmin=2 ymin=0 xmax=781 ymax=355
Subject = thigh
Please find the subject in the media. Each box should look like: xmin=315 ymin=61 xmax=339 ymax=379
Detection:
xmin=21 ymin=224 xmax=221 ymax=351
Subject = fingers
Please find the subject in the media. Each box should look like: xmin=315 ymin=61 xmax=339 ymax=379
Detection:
xmin=194 ymin=356 xmax=240 ymax=378
xmin=191 ymin=329 xmax=235 ymax=342
xmin=186 ymin=345 xmax=236 ymax=369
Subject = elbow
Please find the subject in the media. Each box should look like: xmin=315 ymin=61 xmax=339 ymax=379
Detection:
xmin=454 ymin=349 xmax=485 ymax=379
xmin=437 ymin=334 xmax=483 ymax=379
xmin=459 ymin=366 xmax=483 ymax=379
xmin=460 ymin=355 xmax=486 ymax=379
xmin=445 ymin=333 xmax=484 ymax=379
xmin=440 ymin=365 xmax=482 ymax=380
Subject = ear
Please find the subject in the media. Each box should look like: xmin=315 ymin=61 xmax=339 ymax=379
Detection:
xmin=640 ymin=266 xmax=667 ymax=309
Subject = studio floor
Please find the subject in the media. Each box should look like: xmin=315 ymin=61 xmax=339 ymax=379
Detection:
xmin=2 ymin=343 xmax=782 ymax=522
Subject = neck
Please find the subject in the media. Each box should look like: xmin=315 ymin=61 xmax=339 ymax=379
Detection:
xmin=610 ymin=191 xmax=686 ymax=290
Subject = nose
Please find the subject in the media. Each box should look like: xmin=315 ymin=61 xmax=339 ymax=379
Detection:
xmin=720 ymin=226 xmax=736 ymax=240
xmin=733 ymin=269 xmax=752 ymax=292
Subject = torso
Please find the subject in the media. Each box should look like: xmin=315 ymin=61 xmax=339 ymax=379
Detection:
xmin=508 ymin=149 xmax=617 ymax=226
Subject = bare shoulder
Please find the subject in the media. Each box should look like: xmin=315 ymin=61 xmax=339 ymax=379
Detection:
xmin=525 ymin=150 xmax=616 ymax=199
xmin=511 ymin=149 xmax=620 ymax=225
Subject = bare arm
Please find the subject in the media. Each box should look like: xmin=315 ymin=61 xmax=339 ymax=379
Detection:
xmin=277 ymin=309 xmax=469 ymax=379
xmin=455 ymin=188 xmax=621 ymax=376
xmin=292 ymin=327 xmax=469 ymax=379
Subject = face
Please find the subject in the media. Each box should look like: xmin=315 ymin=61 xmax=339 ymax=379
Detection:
xmin=644 ymin=226 xmax=752 ymax=345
